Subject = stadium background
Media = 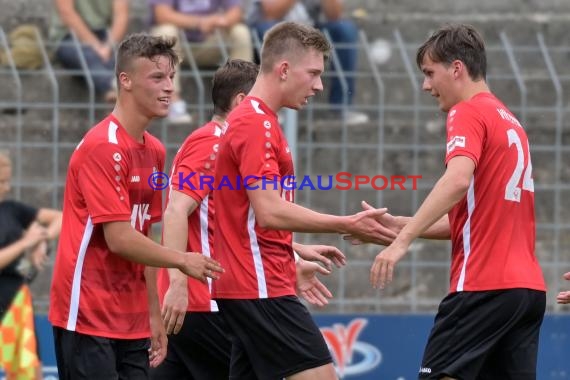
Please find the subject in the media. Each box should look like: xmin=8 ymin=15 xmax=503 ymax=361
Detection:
xmin=1 ymin=0 xmax=570 ymax=378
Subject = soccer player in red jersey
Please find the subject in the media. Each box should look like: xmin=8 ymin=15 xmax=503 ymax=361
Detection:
xmin=48 ymin=34 xmax=223 ymax=380
xmin=152 ymin=58 xmax=343 ymax=379
xmin=211 ymin=22 xmax=394 ymax=380
xmin=365 ymin=24 xmax=546 ymax=379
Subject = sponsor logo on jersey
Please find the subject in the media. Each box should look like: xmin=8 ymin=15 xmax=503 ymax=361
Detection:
xmin=130 ymin=175 xmax=140 ymax=183
xmin=446 ymin=135 xmax=466 ymax=154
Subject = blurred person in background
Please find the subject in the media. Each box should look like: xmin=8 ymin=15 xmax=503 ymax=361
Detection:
xmin=49 ymin=0 xmax=129 ymax=103
xmin=247 ymin=0 xmax=369 ymax=125
xmin=0 ymin=150 xmax=62 ymax=380
xmin=149 ymin=0 xmax=254 ymax=124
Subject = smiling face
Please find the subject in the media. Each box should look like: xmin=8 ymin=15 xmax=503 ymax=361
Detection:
xmin=282 ymin=48 xmax=325 ymax=110
xmin=120 ymin=55 xmax=175 ymax=119
xmin=420 ymin=55 xmax=461 ymax=113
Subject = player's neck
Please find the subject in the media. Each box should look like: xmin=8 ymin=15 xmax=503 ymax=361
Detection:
xmin=461 ymin=80 xmax=491 ymax=102
xmin=211 ymin=114 xmax=226 ymax=126
xmin=248 ymin=80 xmax=281 ymax=115
xmin=111 ymin=102 xmax=149 ymax=144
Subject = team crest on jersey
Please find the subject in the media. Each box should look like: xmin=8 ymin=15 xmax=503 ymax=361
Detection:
xmin=446 ymin=135 xmax=466 ymax=154
xmin=264 ymin=120 xmax=271 ymax=129
xmin=113 ymin=152 xmax=122 ymax=162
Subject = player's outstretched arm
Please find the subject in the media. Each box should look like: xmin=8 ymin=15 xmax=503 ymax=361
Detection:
xmin=557 ymin=272 xmax=570 ymax=304
xmin=293 ymin=242 xmax=346 ymax=270
xmin=145 ymin=266 xmax=167 ymax=367
xmin=370 ymin=156 xmax=474 ymax=289
xmin=345 ymin=201 xmax=451 ymax=244
xmin=102 ymin=221 xmax=223 ymax=281
xmin=161 ymin=190 xmax=201 ymax=334
xmin=296 ymin=258 xmax=332 ymax=307
xmin=247 ymin=184 xmax=394 ymax=242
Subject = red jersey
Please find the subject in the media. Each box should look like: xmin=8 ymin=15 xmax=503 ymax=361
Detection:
xmin=157 ymin=121 xmax=222 ymax=312
xmin=49 ymin=114 xmax=165 ymax=339
xmin=445 ymin=92 xmax=545 ymax=292
xmin=212 ymin=97 xmax=296 ymax=299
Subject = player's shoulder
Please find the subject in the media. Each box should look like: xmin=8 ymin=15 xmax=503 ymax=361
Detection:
xmin=76 ymin=116 xmax=126 ymax=153
xmin=189 ymin=121 xmax=224 ymax=141
xmin=227 ymin=97 xmax=278 ymax=135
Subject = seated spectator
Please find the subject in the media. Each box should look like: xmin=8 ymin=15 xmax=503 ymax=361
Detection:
xmin=0 ymin=151 xmax=62 ymax=380
xmin=149 ymin=0 xmax=254 ymax=124
xmin=247 ymin=0 xmax=369 ymax=125
xmin=49 ymin=0 xmax=129 ymax=103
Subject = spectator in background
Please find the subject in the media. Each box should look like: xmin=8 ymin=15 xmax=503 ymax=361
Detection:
xmin=0 ymin=150 xmax=62 ymax=380
xmin=149 ymin=0 xmax=254 ymax=124
xmin=247 ymin=0 xmax=369 ymax=125
xmin=49 ymin=0 xmax=129 ymax=103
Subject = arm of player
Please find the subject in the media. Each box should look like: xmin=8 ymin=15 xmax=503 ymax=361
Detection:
xmin=246 ymin=184 xmax=395 ymax=243
xmin=353 ymin=201 xmax=451 ymax=241
xmin=370 ymin=156 xmax=475 ymax=289
xmin=161 ymin=190 xmax=200 ymax=335
xmin=145 ymin=265 xmax=167 ymax=368
xmin=557 ymin=272 xmax=570 ymax=304
xmin=102 ymin=221 xmax=223 ymax=280
xmin=36 ymin=208 xmax=62 ymax=240
xmin=292 ymin=242 xmax=346 ymax=270
xmin=296 ymin=258 xmax=333 ymax=307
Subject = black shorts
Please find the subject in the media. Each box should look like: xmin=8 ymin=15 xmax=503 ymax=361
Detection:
xmin=217 ymin=296 xmax=332 ymax=380
xmin=53 ymin=326 xmax=150 ymax=380
xmin=419 ymin=288 xmax=546 ymax=380
xmin=149 ymin=312 xmax=231 ymax=380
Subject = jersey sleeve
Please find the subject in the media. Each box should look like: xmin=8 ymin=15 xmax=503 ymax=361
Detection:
xmin=171 ymin=131 xmax=219 ymax=203
xmin=445 ymin=103 xmax=486 ymax=168
xmin=150 ymin=140 xmax=166 ymax=224
xmin=77 ymin=142 xmax=132 ymax=224
xmin=231 ymin=115 xmax=281 ymax=186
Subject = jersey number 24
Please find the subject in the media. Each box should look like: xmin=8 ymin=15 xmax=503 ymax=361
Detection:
xmin=505 ymin=128 xmax=534 ymax=202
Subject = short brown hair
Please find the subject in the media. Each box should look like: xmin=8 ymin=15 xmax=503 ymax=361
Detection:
xmin=260 ymin=21 xmax=331 ymax=73
xmin=212 ymin=59 xmax=259 ymax=115
xmin=115 ymin=33 xmax=179 ymax=78
xmin=416 ymin=24 xmax=487 ymax=81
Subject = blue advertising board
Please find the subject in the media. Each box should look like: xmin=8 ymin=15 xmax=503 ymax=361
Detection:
xmin=2 ymin=315 xmax=569 ymax=379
